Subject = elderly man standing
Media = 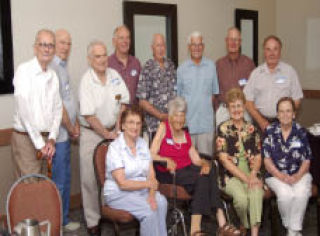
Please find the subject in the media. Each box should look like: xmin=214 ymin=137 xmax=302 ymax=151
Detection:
xmin=216 ymin=27 xmax=255 ymax=126
xmin=12 ymin=29 xmax=62 ymax=178
xmin=109 ymin=25 xmax=141 ymax=105
xmin=49 ymin=29 xmax=80 ymax=232
xmin=244 ymin=35 xmax=303 ymax=131
xmin=136 ymin=33 xmax=176 ymax=138
xmin=177 ymin=31 xmax=219 ymax=156
xmin=79 ymin=41 xmax=129 ymax=235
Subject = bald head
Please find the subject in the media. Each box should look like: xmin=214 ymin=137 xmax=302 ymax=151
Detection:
xmin=225 ymin=27 xmax=241 ymax=56
xmin=55 ymin=29 xmax=72 ymax=61
xmin=152 ymin=34 xmax=166 ymax=63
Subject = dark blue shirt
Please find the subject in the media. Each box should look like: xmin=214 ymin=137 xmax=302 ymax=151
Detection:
xmin=262 ymin=121 xmax=312 ymax=177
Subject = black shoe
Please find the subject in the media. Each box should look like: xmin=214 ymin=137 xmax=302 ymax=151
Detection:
xmin=87 ymin=225 xmax=101 ymax=236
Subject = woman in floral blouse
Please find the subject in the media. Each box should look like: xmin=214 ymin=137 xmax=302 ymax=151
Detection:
xmin=216 ymin=88 xmax=264 ymax=236
xmin=262 ymin=97 xmax=312 ymax=236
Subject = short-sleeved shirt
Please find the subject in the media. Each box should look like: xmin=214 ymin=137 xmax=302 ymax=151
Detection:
xmin=177 ymin=57 xmax=219 ymax=134
xmin=50 ymin=55 xmax=77 ymax=143
xmin=262 ymin=121 xmax=312 ymax=177
xmin=108 ymin=53 xmax=141 ymax=105
xmin=216 ymin=120 xmax=261 ymax=178
xmin=216 ymin=54 xmax=255 ymax=103
xmin=243 ymin=61 xmax=303 ymax=118
xmin=79 ymin=68 xmax=130 ymax=128
xmin=136 ymin=58 xmax=176 ymax=133
xmin=104 ymin=133 xmax=151 ymax=197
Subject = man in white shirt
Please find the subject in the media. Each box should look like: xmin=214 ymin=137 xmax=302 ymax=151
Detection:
xmin=11 ymin=29 xmax=62 ymax=177
xmin=79 ymin=40 xmax=129 ymax=235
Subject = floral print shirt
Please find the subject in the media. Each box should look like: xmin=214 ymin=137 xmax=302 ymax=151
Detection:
xmin=216 ymin=120 xmax=261 ymax=178
xmin=262 ymin=121 xmax=312 ymax=178
xmin=136 ymin=58 xmax=176 ymax=133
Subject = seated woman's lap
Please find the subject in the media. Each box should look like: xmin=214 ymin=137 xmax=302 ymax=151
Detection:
xmin=105 ymin=191 xmax=167 ymax=220
xmin=155 ymin=164 xmax=223 ymax=214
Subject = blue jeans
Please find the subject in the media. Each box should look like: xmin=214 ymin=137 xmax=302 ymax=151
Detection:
xmin=52 ymin=140 xmax=71 ymax=225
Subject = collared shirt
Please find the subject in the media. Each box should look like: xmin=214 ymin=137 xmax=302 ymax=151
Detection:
xmin=13 ymin=57 xmax=63 ymax=149
xmin=50 ymin=55 xmax=77 ymax=143
xmin=262 ymin=121 xmax=312 ymax=177
xmin=177 ymin=57 xmax=219 ymax=134
xmin=244 ymin=61 xmax=303 ymax=118
xmin=79 ymin=68 xmax=130 ymax=128
xmin=108 ymin=53 xmax=141 ymax=105
xmin=136 ymin=58 xmax=176 ymax=133
xmin=104 ymin=132 xmax=151 ymax=197
xmin=216 ymin=54 xmax=255 ymax=103
xmin=216 ymin=120 xmax=261 ymax=179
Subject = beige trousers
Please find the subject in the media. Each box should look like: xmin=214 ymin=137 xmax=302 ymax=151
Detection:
xmin=79 ymin=127 xmax=103 ymax=228
xmin=11 ymin=132 xmax=47 ymax=179
xmin=190 ymin=131 xmax=214 ymax=156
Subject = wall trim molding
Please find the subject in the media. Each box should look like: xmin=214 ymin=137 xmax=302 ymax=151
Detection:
xmin=303 ymin=90 xmax=320 ymax=99
xmin=0 ymin=128 xmax=12 ymax=146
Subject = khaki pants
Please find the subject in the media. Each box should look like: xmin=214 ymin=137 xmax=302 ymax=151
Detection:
xmin=79 ymin=127 xmax=103 ymax=228
xmin=224 ymin=177 xmax=263 ymax=228
xmin=11 ymin=132 xmax=47 ymax=179
xmin=190 ymin=131 xmax=214 ymax=156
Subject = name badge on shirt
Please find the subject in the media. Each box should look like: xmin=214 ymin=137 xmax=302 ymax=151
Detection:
xmin=131 ymin=69 xmax=137 ymax=77
xmin=238 ymin=78 xmax=248 ymax=86
xmin=291 ymin=141 xmax=301 ymax=148
xmin=111 ymin=77 xmax=121 ymax=86
xmin=275 ymin=75 xmax=287 ymax=84
xmin=166 ymin=138 xmax=174 ymax=145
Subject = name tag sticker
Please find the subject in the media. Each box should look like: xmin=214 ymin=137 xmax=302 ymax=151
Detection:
xmin=131 ymin=69 xmax=137 ymax=77
xmin=238 ymin=78 xmax=248 ymax=86
xmin=291 ymin=141 xmax=301 ymax=148
xmin=166 ymin=138 xmax=174 ymax=145
xmin=275 ymin=75 xmax=287 ymax=84
xmin=111 ymin=77 xmax=121 ymax=86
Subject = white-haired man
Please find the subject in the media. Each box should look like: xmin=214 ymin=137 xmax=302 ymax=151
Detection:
xmin=136 ymin=33 xmax=176 ymax=138
xmin=49 ymin=29 xmax=80 ymax=232
xmin=177 ymin=31 xmax=219 ymax=156
xmin=79 ymin=41 xmax=129 ymax=235
xmin=12 ymin=29 xmax=62 ymax=178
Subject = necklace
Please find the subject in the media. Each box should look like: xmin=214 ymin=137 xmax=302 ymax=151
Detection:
xmin=173 ymin=142 xmax=182 ymax=150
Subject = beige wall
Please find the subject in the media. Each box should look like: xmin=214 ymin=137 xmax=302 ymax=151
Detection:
xmin=0 ymin=0 xmax=277 ymax=213
xmin=276 ymin=0 xmax=320 ymax=90
xmin=276 ymin=0 xmax=320 ymax=126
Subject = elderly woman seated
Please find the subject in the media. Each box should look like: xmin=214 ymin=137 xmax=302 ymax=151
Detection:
xmin=104 ymin=106 xmax=168 ymax=236
xmin=150 ymin=96 xmax=239 ymax=236
xmin=216 ymin=88 xmax=264 ymax=236
xmin=262 ymin=97 xmax=312 ymax=236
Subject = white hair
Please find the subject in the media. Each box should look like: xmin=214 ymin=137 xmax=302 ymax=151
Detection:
xmin=87 ymin=40 xmax=106 ymax=57
xmin=187 ymin=31 xmax=203 ymax=45
xmin=168 ymin=97 xmax=187 ymax=116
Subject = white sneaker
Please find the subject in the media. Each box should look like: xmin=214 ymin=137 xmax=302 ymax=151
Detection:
xmin=63 ymin=221 xmax=80 ymax=232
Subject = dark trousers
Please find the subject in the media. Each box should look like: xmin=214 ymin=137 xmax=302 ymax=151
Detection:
xmin=156 ymin=164 xmax=223 ymax=215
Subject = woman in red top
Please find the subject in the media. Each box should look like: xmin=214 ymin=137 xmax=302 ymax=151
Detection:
xmin=150 ymin=97 xmax=240 ymax=236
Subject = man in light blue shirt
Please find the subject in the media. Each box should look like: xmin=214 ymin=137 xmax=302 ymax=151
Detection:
xmin=177 ymin=31 xmax=219 ymax=156
xmin=50 ymin=29 xmax=80 ymax=232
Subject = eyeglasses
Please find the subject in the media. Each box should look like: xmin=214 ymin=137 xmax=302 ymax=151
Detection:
xmin=37 ymin=42 xmax=55 ymax=50
xmin=190 ymin=43 xmax=203 ymax=48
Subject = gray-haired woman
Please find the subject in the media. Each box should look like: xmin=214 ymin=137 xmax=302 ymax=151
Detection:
xmin=150 ymin=96 xmax=240 ymax=235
